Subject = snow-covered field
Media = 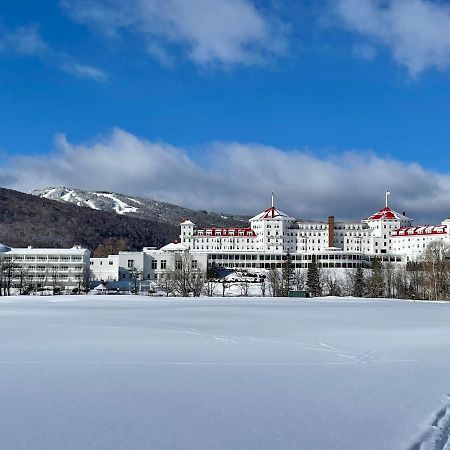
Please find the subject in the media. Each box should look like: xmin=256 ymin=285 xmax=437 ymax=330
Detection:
xmin=0 ymin=296 xmax=449 ymax=450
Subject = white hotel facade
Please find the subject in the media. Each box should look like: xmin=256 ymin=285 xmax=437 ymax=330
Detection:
xmin=3 ymin=193 xmax=450 ymax=288
xmin=90 ymin=193 xmax=450 ymax=283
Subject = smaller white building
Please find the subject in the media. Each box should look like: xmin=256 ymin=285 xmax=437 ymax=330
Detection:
xmin=0 ymin=244 xmax=90 ymax=291
xmin=89 ymin=244 xmax=208 ymax=283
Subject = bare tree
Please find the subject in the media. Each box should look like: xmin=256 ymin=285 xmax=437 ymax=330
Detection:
xmin=16 ymin=266 xmax=31 ymax=295
xmin=203 ymin=279 xmax=217 ymax=297
xmin=220 ymin=279 xmax=229 ymax=297
xmin=423 ymin=241 xmax=450 ymax=300
xmin=324 ymin=273 xmax=342 ymax=297
xmin=393 ymin=265 xmax=409 ymax=299
xmin=158 ymin=273 xmax=175 ymax=297
xmin=1 ymin=262 xmax=15 ymax=296
xmin=260 ymin=277 xmax=267 ymax=297
xmin=239 ymin=279 xmax=250 ymax=297
xmin=49 ymin=266 xmax=61 ymax=295
xmin=293 ymin=269 xmax=307 ymax=291
xmin=406 ymin=261 xmax=425 ymax=300
xmin=267 ymin=268 xmax=281 ymax=297
xmin=172 ymin=253 xmax=206 ymax=297
xmin=0 ymin=261 xmax=5 ymax=296
xmin=383 ymin=261 xmax=396 ymax=299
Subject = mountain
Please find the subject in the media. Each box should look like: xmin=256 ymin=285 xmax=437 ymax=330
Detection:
xmin=30 ymin=187 xmax=249 ymax=229
xmin=0 ymin=187 xmax=177 ymax=251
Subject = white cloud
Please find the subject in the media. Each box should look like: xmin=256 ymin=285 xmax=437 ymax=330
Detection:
xmin=0 ymin=20 xmax=107 ymax=82
xmin=3 ymin=128 xmax=450 ymax=224
xmin=335 ymin=0 xmax=450 ymax=76
xmin=61 ymin=60 xmax=108 ymax=82
xmin=59 ymin=0 xmax=287 ymax=67
xmin=1 ymin=24 xmax=47 ymax=55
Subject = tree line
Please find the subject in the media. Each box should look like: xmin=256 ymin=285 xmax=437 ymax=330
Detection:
xmin=266 ymin=241 xmax=450 ymax=300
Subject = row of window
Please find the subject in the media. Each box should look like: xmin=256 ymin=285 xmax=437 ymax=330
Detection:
xmin=3 ymin=256 xmax=83 ymax=262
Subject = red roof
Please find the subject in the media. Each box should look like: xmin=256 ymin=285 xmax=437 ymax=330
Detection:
xmin=193 ymin=227 xmax=257 ymax=237
xmin=392 ymin=225 xmax=447 ymax=237
xmin=250 ymin=206 xmax=292 ymax=221
xmin=365 ymin=207 xmax=409 ymax=221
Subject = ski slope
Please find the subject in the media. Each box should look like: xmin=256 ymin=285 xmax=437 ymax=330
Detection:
xmin=0 ymin=296 xmax=449 ymax=450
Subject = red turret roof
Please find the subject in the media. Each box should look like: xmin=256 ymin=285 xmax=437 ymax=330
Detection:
xmin=365 ymin=207 xmax=410 ymax=221
xmin=250 ymin=206 xmax=293 ymax=221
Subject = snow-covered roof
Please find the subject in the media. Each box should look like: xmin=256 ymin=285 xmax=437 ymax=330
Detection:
xmin=250 ymin=206 xmax=294 ymax=221
xmin=5 ymin=246 xmax=88 ymax=255
xmin=160 ymin=242 xmax=189 ymax=252
xmin=0 ymin=243 xmax=12 ymax=253
xmin=364 ymin=207 xmax=410 ymax=221
xmin=181 ymin=219 xmax=195 ymax=225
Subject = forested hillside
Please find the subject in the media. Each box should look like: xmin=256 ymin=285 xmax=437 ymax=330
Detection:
xmin=0 ymin=188 xmax=178 ymax=251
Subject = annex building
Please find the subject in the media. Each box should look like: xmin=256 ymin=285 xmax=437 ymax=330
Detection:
xmin=0 ymin=244 xmax=90 ymax=291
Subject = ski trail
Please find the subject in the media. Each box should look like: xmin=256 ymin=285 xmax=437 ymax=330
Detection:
xmin=409 ymin=399 xmax=450 ymax=450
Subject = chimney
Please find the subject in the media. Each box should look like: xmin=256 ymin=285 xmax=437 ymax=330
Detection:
xmin=328 ymin=216 xmax=335 ymax=248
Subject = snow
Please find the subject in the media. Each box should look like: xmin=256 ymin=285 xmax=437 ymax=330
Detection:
xmin=85 ymin=199 xmax=101 ymax=210
xmin=5 ymin=246 xmax=87 ymax=255
xmin=159 ymin=242 xmax=189 ymax=251
xmin=0 ymin=243 xmax=12 ymax=253
xmin=0 ymin=296 xmax=449 ymax=450
xmin=95 ymin=193 xmax=138 ymax=215
xmin=127 ymin=197 xmax=143 ymax=205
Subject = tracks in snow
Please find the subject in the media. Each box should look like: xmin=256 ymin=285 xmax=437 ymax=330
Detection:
xmin=409 ymin=399 xmax=450 ymax=450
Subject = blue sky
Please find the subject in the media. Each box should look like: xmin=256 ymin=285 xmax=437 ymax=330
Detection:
xmin=2 ymin=0 xmax=450 ymax=221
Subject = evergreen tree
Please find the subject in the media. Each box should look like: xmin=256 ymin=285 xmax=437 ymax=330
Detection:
xmin=207 ymin=262 xmax=220 ymax=280
xmin=352 ymin=265 xmax=366 ymax=297
xmin=367 ymin=257 xmax=384 ymax=298
xmin=307 ymin=256 xmax=322 ymax=297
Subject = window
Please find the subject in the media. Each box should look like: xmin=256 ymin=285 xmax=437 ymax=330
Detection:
xmin=175 ymin=260 xmax=182 ymax=270
xmin=127 ymin=260 xmax=134 ymax=268
xmin=160 ymin=260 xmax=167 ymax=270
xmin=152 ymin=260 xmax=157 ymax=270
xmin=109 ymin=261 xmax=114 ymax=266
xmin=192 ymin=260 xmax=198 ymax=269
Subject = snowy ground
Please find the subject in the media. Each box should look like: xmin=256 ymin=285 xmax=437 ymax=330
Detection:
xmin=0 ymin=296 xmax=449 ymax=450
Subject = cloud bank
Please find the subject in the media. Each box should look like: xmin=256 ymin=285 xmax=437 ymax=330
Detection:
xmin=334 ymin=0 xmax=450 ymax=76
xmin=2 ymin=128 xmax=450 ymax=224
xmin=59 ymin=0 xmax=287 ymax=67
